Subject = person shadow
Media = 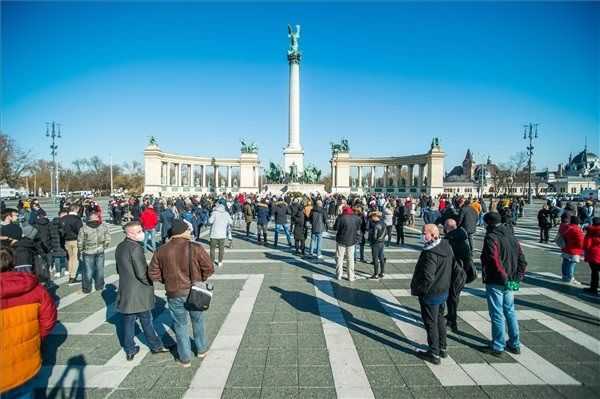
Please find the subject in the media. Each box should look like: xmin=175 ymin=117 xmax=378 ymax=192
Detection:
xmin=35 ymin=354 xmax=86 ymax=399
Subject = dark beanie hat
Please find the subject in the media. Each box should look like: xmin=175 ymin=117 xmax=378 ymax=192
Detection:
xmin=169 ymin=219 xmax=189 ymax=237
xmin=483 ymin=212 xmax=501 ymax=226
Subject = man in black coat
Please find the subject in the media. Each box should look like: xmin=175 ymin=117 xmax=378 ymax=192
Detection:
xmin=537 ymin=204 xmax=552 ymax=243
xmin=115 ymin=221 xmax=168 ymax=361
xmin=443 ymin=219 xmax=474 ymax=332
xmin=458 ymin=198 xmax=478 ymax=254
xmin=410 ymin=224 xmax=453 ymax=365
xmin=272 ymin=197 xmax=292 ymax=248
xmin=333 ymin=206 xmax=361 ymax=281
xmin=367 ymin=211 xmax=386 ymax=278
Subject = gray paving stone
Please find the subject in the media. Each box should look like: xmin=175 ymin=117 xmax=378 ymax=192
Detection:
xmin=260 ymin=387 xmax=299 ymax=399
xmin=262 ymin=366 xmax=299 ymax=386
xmin=298 ymin=366 xmax=334 ymax=388
xmin=266 ymin=348 xmax=298 ymax=366
xmin=365 ymin=365 xmax=405 ymax=388
xmin=409 ymin=386 xmax=450 ymax=398
xmin=297 ymin=387 xmax=337 ymax=399
xmin=226 ymin=366 xmax=265 ymax=388
xmin=298 ymin=349 xmax=330 ymax=366
xmin=397 ymin=365 xmax=441 ymax=387
xmin=221 ymin=387 xmax=262 ymax=399
xmin=445 ymin=386 xmax=490 ymax=398
xmin=233 ymin=348 xmax=269 ymax=368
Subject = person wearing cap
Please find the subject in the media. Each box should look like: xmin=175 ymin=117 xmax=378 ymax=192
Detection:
xmin=367 ymin=210 xmax=386 ymax=279
xmin=480 ymin=212 xmax=527 ymax=357
xmin=333 ymin=206 xmax=361 ymax=281
xmin=149 ymin=219 xmax=214 ymax=367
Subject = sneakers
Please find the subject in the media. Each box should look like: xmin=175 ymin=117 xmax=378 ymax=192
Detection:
xmin=416 ymin=350 xmax=441 ymax=365
xmin=570 ymin=279 xmax=582 ymax=286
xmin=369 ymin=274 xmax=379 ymax=279
xmin=179 ymin=361 xmax=192 ymax=368
xmin=54 ymin=271 xmax=61 ymax=278
xmin=126 ymin=346 xmax=140 ymax=361
xmin=67 ymin=278 xmax=79 ymax=285
xmin=440 ymin=349 xmax=448 ymax=359
xmin=378 ymin=273 xmax=384 ymax=279
xmin=506 ymin=345 xmax=521 ymax=355
xmin=196 ymin=351 xmax=208 ymax=359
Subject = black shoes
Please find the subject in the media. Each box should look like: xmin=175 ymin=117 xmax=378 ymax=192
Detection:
xmin=480 ymin=346 xmax=503 ymax=357
xmin=440 ymin=349 xmax=448 ymax=359
xmin=378 ymin=273 xmax=384 ymax=279
xmin=126 ymin=346 xmax=140 ymax=361
xmin=506 ymin=345 xmax=521 ymax=355
xmin=68 ymin=278 xmax=78 ymax=285
xmin=416 ymin=350 xmax=441 ymax=365
xmin=151 ymin=347 xmax=170 ymax=354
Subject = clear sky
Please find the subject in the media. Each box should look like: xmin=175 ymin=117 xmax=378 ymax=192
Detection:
xmin=2 ymin=1 xmax=599 ymax=174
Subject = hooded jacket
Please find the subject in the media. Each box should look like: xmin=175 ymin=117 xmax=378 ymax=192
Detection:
xmin=272 ymin=201 xmax=290 ymax=225
xmin=480 ymin=224 xmax=527 ymax=285
xmin=410 ymin=239 xmax=453 ymax=298
xmin=209 ymin=204 xmax=233 ymax=239
xmin=0 ymin=272 xmax=57 ymax=393
xmin=256 ymin=202 xmax=271 ymax=225
xmin=559 ymin=223 xmax=585 ymax=256
xmin=139 ymin=208 xmax=159 ymax=231
xmin=77 ymin=220 xmax=111 ymax=255
xmin=149 ymin=237 xmax=214 ymax=297
xmin=309 ymin=206 xmax=328 ymax=234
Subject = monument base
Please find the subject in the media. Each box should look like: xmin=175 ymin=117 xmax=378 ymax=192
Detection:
xmin=264 ymin=183 xmax=326 ymax=196
xmin=283 ymin=147 xmax=304 ymax=172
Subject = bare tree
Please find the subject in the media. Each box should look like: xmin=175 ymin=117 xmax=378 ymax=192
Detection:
xmin=0 ymin=133 xmax=32 ymax=186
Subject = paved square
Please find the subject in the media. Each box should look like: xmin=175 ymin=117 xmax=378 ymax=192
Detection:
xmin=35 ymin=201 xmax=600 ymax=399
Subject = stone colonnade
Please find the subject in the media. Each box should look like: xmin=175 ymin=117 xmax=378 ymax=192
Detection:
xmin=144 ymin=144 xmax=260 ymax=195
xmin=330 ymin=141 xmax=445 ymax=196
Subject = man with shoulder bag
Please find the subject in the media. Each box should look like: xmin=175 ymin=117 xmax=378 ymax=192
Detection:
xmin=149 ymin=219 xmax=214 ymax=367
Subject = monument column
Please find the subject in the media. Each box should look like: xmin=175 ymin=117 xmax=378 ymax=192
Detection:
xmin=283 ymin=24 xmax=304 ymax=173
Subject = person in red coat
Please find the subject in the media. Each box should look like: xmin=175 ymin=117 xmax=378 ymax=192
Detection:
xmin=0 ymin=247 xmax=57 ymax=397
xmin=583 ymin=217 xmax=600 ymax=296
xmin=558 ymin=215 xmax=585 ymax=284
xmin=139 ymin=205 xmax=159 ymax=252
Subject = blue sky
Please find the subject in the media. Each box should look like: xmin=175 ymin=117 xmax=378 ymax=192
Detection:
xmin=2 ymin=1 xmax=598 ymax=173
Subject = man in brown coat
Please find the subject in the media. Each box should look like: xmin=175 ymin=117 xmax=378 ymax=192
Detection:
xmin=149 ymin=219 xmax=214 ymax=367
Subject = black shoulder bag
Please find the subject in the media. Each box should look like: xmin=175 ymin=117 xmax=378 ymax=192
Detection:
xmin=184 ymin=241 xmax=213 ymax=312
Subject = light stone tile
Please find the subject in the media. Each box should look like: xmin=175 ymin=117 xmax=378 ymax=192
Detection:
xmin=459 ymin=363 xmax=510 ymax=385
xmin=491 ymin=363 xmax=545 ymax=385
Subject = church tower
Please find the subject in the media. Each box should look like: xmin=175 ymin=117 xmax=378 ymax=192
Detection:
xmin=462 ymin=149 xmax=475 ymax=180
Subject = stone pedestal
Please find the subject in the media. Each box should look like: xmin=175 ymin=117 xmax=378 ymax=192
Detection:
xmin=143 ymin=144 xmax=163 ymax=196
xmin=240 ymin=153 xmax=260 ymax=193
xmin=264 ymin=183 xmax=326 ymax=195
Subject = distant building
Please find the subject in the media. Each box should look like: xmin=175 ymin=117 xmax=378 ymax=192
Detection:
xmin=443 ymin=150 xmax=497 ymax=197
xmin=547 ymin=144 xmax=599 ymax=195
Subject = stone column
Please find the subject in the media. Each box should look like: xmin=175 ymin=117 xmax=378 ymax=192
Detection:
xmin=370 ymin=166 xmax=375 ymax=187
xmin=227 ymin=166 xmax=232 ymax=189
xmin=358 ymin=166 xmax=362 ymax=187
xmin=283 ymin=52 xmax=304 ymax=172
xmin=408 ymin=164 xmax=414 ymax=188
xmin=418 ymin=164 xmax=425 ymax=188
xmin=332 ymin=161 xmax=337 ymax=189
xmin=214 ymin=165 xmax=219 ymax=190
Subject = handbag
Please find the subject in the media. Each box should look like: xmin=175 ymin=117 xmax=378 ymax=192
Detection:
xmin=184 ymin=241 xmax=213 ymax=311
xmin=554 ymin=232 xmax=566 ymax=249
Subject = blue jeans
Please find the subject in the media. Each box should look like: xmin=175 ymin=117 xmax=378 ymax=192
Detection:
xmin=561 ymin=257 xmax=577 ymax=281
xmin=53 ymin=255 xmax=67 ymax=274
xmin=82 ymin=253 xmax=105 ymax=293
xmin=167 ymin=296 xmax=208 ymax=363
xmin=309 ymin=233 xmax=323 ymax=257
xmin=2 ymin=379 xmax=34 ymax=399
xmin=122 ymin=310 xmax=163 ymax=355
xmin=144 ymin=229 xmax=156 ymax=252
xmin=274 ymin=223 xmax=292 ymax=247
xmin=486 ymin=284 xmax=520 ymax=352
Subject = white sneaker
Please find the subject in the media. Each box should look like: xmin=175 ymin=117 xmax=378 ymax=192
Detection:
xmin=54 ymin=272 xmax=61 ymax=278
xmin=570 ymin=279 xmax=582 ymax=286
xmin=317 ymin=255 xmax=323 ymax=260
xmin=218 ymin=262 xmax=223 ymax=268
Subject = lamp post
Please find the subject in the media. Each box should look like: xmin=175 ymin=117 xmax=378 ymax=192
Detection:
xmin=46 ymin=122 xmax=61 ymax=198
xmin=523 ymin=123 xmax=538 ymax=204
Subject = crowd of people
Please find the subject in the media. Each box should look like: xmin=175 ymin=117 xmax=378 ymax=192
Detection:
xmin=0 ymin=190 xmax=598 ymax=396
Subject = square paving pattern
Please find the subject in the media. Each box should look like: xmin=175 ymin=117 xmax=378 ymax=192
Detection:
xmin=34 ymin=201 xmax=600 ymax=398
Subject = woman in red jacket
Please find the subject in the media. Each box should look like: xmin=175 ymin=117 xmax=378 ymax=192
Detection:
xmin=139 ymin=205 xmax=159 ymax=252
xmin=0 ymin=247 xmax=57 ymax=398
xmin=558 ymin=215 xmax=585 ymax=284
xmin=583 ymin=217 xmax=600 ymax=296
